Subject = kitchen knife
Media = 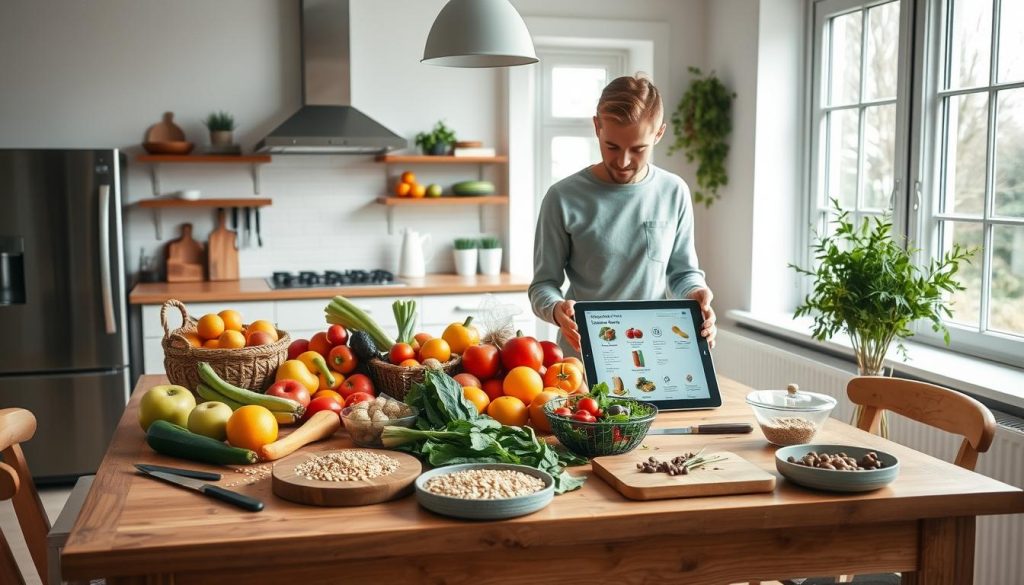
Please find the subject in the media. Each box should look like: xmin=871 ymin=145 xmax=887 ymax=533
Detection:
xmin=135 ymin=463 xmax=221 ymax=481
xmin=255 ymin=207 xmax=263 ymax=247
xmin=243 ymin=207 xmax=251 ymax=248
xmin=135 ymin=465 xmax=263 ymax=512
xmin=231 ymin=207 xmax=239 ymax=247
xmin=647 ymin=423 xmax=753 ymax=435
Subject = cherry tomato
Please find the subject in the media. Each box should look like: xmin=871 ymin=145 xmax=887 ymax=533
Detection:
xmin=577 ymin=397 xmax=600 ymax=416
xmin=552 ymin=407 xmax=573 ymax=417
xmin=571 ymin=410 xmax=596 ymax=423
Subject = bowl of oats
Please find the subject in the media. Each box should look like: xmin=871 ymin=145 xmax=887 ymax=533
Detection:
xmin=341 ymin=394 xmax=418 ymax=447
xmin=745 ymin=384 xmax=837 ymax=446
xmin=414 ymin=463 xmax=554 ymax=520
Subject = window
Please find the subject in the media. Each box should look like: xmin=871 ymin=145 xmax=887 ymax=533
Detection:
xmin=808 ymin=0 xmax=1024 ymax=367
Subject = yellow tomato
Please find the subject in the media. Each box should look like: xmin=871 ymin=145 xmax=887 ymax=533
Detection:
xmin=487 ymin=396 xmax=528 ymax=426
xmin=462 ymin=386 xmax=490 ymax=414
xmin=502 ymin=366 xmax=543 ymax=405
xmin=419 ymin=338 xmax=452 ymax=362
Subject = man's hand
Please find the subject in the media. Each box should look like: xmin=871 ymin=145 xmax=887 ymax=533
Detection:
xmin=553 ymin=300 xmax=581 ymax=352
xmin=686 ymin=287 xmax=717 ymax=349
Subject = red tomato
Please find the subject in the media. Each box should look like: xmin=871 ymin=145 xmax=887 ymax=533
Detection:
xmin=462 ymin=344 xmax=500 ymax=379
xmin=302 ymin=396 xmax=342 ymax=422
xmin=326 ymin=324 xmax=349 ymax=346
xmin=552 ymin=406 xmax=573 ymax=417
xmin=389 ymin=343 xmax=416 ymax=365
xmin=453 ymin=372 xmax=482 ymax=388
xmin=576 ymin=397 xmax=600 ymax=416
xmin=481 ymin=378 xmax=505 ymax=402
xmin=328 ymin=345 xmax=358 ymax=375
xmin=308 ymin=332 xmax=333 ymax=359
xmin=571 ymin=410 xmax=596 ymax=423
xmin=343 ymin=392 xmax=375 ymax=408
xmin=539 ymin=340 xmax=563 ymax=367
xmin=287 ymin=338 xmax=310 ymax=360
xmin=339 ymin=374 xmax=375 ymax=399
xmin=500 ymin=336 xmax=544 ymax=371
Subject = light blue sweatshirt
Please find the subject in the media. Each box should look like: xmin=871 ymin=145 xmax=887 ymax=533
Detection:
xmin=529 ymin=164 xmax=707 ymax=331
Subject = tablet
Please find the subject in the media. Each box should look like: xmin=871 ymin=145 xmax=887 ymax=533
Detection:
xmin=574 ymin=299 xmax=722 ymax=411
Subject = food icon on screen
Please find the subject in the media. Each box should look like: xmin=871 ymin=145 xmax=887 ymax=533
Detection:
xmin=625 ymin=327 xmax=644 ymax=339
xmin=631 ymin=350 xmax=645 ymax=368
xmin=598 ymin=326 xmax=617 ymax=341
xmin=636 ymin=376 xmax=656 ymax=392
xmin=612 ymin=376 xmax=627 ymax=396
xmin=651 ymin=327 xmax=662 ymax=337
xmin=671 ymin=325 xmax=690 ymax=339
xmin=686 ymin=373 xmax=694 ymax=383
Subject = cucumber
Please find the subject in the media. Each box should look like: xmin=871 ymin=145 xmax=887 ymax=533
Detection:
xmin=146 ymin=420 xmax=257 ymax=465
xmin=451 ymin=180 xmax=495 ymax=196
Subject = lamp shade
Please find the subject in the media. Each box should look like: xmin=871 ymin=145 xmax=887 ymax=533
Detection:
xmin=422 ymin=0 xmax=538 ymax=67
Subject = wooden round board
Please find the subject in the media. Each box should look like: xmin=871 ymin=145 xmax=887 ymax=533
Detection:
xmin=272 ymin=449 xmax=422 ymax=507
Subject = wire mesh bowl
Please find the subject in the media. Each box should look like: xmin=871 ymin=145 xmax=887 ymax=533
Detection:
xmin=543 ymin=396 xmax=657 ymax=458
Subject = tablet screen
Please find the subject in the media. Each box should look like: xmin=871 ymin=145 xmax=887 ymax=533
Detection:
xmin=574 ymin=300 xmax=721 ymax=410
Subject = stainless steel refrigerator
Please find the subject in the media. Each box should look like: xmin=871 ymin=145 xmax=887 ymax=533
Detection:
xmin=0 ymin=149 xmax=130 ymax=484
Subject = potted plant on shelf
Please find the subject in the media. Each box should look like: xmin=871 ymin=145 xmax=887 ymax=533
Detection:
xmin=478 ymin=235 xmax=502 ymax=276
xmin=415 ymin=120 xmax=457 ymax=156
xmin=790 ymin=202 xmax=974 ymax=435
xmin=203 ymin=111 xmax=237 ymax=149
xmin=453 ymin=238 xmax=479 ymax=277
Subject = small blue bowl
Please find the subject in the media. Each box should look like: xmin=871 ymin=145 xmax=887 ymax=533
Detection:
xmin=415 ymin=463 xmax=554 ymax=520
xmin=775 ymin=444 xmax=900 ymax=493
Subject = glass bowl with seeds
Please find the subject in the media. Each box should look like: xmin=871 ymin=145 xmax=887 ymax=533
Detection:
xmin=745 ymin=384 xmax=837 ymax=446
xmin=414 ymin=463 xmax=555 ymax=520
xmin=341 ymin=394 xmax=418 ymax=447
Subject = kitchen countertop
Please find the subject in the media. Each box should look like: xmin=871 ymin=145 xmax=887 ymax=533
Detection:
xmin=128 ymin=273 xmax=532 ymax=304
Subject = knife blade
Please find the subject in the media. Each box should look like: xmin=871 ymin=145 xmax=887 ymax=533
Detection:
xmin=243 ymin=207 xmax=251 ymax=248
xmin=135 ymin=463 xmax=221 ymax=481
xmin=648 ymin=423 xmax=753 ymax=435
xmin=135 ymin=465 xmax=263 ymax=512
xmin=255 ymin=207 xmax=263 ymax=247
xmin=231 ymin=207 xmax=239 ymax=247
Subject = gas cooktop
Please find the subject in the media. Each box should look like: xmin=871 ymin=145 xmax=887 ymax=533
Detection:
xmin=267 ymin=270 xmax=403 ymax=289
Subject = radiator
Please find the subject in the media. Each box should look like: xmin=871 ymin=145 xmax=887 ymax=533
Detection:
xmin=714 ymin=327 xmax=1024 ymax=585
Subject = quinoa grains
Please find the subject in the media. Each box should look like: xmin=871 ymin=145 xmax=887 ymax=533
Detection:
xmin=296 ymin=450 xmax=400 ymax=482
xmin=424 ymin=468 xmax=545 ymax=499
xmin=761 ymin=416 xmax=818 ymax=445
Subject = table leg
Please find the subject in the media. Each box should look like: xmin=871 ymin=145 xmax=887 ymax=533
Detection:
xmin=903 ymin=516 xmax=975 ymax=585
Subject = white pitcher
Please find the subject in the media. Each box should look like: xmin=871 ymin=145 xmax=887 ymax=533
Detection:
xmin=399 ymin=229 xmax=432 ymax=278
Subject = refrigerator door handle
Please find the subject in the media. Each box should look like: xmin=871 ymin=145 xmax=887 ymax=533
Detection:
xmin=98 ymin=183 xmax=116 ymax=334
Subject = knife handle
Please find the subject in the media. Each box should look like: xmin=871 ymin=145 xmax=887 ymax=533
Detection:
xmin=204 ymin=486 xmax=264 ymax=512
xmin=697 ymin=423 xmax=754 ymax=434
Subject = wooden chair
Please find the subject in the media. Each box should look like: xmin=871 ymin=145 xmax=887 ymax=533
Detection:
xmin=1 ymin=407 xmax=94 ymax=585
xmin=778 ymin=376 xmax=997 ymax=585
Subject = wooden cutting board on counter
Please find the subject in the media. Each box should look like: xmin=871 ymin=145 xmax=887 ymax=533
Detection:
xmin=592 ymin=449 xmax=776 ymax=501
xmin=207 ymin=209 xmax=239 ymax=281
xmin=272 ymin=449 xmax=422 ymax=507
xmin=165 ymin=223 xmax=204 ymax=282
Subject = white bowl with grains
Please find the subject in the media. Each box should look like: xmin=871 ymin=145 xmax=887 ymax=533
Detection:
xmin=341 ymin=395 xmax=418 ymax=447
xmin=745 ymin=384 xmax=837 ymax=446
xmin=414 ymin=463 xmax=555 ymax=520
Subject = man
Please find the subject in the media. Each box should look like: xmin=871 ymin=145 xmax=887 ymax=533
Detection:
xmin=529 ymin=74 xmax=716 ymax=355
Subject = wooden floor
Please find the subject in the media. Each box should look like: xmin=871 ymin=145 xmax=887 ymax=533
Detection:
xmin=0 ymin=485 xmax=72 ymax=585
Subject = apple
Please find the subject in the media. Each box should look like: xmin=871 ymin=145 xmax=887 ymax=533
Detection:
xmin=326 ymin=324 xmax=349 ymax=347
xmin=344 ymin=392 xmax=375 ymax=408
xmin=339 ymin=374 xmax=375 ymax=400
xmin=426 ymin=183 xmax=442 ymax=197
xmin=187 ymin=401 xmax=233 ymax=441
xmin=247 ymin=330 xmax=275 ymax=347
xmin=139 ymin=385 xmax=196 ymax=431
xmin=308 ymin=332 xmax=333 ymax=358
xmin=302 ymin=396 xmax=342 ymax=423
xmin=540 ymin=340 xmax=564 ymax=367
xmin=328 ymin=345 xmax=358 ymax=375
xmin=453 ymin=372 xmax=482 ymax=388
xmin=266 ymin=379 xmax=311 ymax=408
xmin=287 ymin=338 xmax=310 ymax=360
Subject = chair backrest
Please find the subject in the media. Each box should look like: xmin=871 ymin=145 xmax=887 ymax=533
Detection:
xmin=847 ymin=376 xmax=997 ymax=471
xmin=0 ymin=408 xmax=49 ymax=585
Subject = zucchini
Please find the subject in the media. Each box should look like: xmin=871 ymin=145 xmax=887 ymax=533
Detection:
xmin=146 ymin=420 xmax=257 ymax=465
xmin=451 ymin=180 xmax=495 ymax=196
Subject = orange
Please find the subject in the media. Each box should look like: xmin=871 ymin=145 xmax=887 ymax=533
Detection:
xmin=218 ymin=329 xmax=246 ymax=349
xmin=410 ymin=183 xmax=426 ymax=198
xmin=502 ymin=366 xmax=543 ymax=405
xmin=245 ymin=319 xmax=279 ymax=342
xmin=183 ymin=332 xmax=203 ymax=348
xmin=312 ymin=390 xmax=344 ymax=405
xmin=218 ymin=309 xmax=244 ymax=332
xmin=196 ymin=314 xmax=225 ymax=341
xmin=528 ymin=390 xmax=569 ymax=433
xmin=400 ymin=171 xmax=416 ymax=184
xmin=399 ymin=358 xmax=420 ymax=368
xmin=487 ymin=396 xmax=528 ymax=426
xmin=462 ymin=386 xmax=490 ymax=414
xmin=226 ymin=405 xmax=279 ymax=451
xmin=202 ymin=339 xmax=221 ymax=349
xmin=395 ymin=181 xmax=412 ymax=197
xmin=419 ymin=338 xmax=452 ymax=362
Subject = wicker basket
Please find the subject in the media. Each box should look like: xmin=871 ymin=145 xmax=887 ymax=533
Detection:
xmin=160 ymin=299 xmax=289 ymax=393
xmin=366 ymin=355 xmax=462 ymax=401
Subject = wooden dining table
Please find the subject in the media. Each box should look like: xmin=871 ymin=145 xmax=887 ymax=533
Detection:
xmin=62 ymin=374 xmax=1024 ymax=584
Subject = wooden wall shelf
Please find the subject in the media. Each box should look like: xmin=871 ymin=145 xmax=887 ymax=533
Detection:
xmin=136 ymin=154 xmax=272 ymax=164
xmin=375 ymin=196 xmax=507 ymax=206
xmin=375 ymin=154 xmax=508 ymax=164
xmin=136 ymin=198 xmax=273 ymax=209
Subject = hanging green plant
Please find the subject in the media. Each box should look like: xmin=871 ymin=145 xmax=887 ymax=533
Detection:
xmin=668 ymin=67 xmax=736 ymax=207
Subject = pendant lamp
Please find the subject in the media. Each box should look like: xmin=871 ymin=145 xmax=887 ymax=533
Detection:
xmin=422 ymin=0 xmax=538 ymax=67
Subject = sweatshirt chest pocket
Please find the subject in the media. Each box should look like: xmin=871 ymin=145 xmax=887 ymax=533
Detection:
xmin=644 ymin=220 xmax=672 ymax=262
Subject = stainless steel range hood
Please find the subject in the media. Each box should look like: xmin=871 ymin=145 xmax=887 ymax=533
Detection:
xmin=256 ymin=0 xmax=406 ymax=154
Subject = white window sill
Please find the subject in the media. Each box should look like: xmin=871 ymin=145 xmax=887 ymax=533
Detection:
xmin=728 ymin=310 xmax=1024 ymax=414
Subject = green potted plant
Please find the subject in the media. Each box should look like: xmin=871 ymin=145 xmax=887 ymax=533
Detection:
xmin=203 ymin=111 xmax=237 ymax=148
xmin=478 ymin=235 xmax=502 ymax=276
xmin=667 ymin=67 xmax=735 ymax=207
xmin=790 ymin=203 xmax=975 ymax=434
xmin=453 ymin=238 xmax=479 ymax=276
xmin=415 ymin=120 xmax=457 ymax=156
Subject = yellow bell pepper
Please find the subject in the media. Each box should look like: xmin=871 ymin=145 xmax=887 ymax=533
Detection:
xmin=275 ymin=359 xmax=319 ymax=392
xmin=298 ymin=351 xmax=335 ymax=387
xmin=442 ymin=316 xmax=481 ymax=355
xmin=318 ymin=369 xmax=344 ymax=391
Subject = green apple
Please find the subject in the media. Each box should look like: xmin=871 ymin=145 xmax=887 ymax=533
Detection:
xmin=138 ymin=384 xmax=196 ymax=431
xmin=187 ymin=401 xmax=234 ymax=441
xmin=426 ymin=183 xmax=442 ymax=197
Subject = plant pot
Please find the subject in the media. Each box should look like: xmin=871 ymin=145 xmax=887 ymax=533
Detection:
xmin=453 ymin=249 xmax=478 ymax=276
xmin=210 ymin=130 xmax=234 ymax=147
xmin=478 ymin=248 xmax=502 ymax=276
xmin=427 ymin=142 xmax=450 ymax=156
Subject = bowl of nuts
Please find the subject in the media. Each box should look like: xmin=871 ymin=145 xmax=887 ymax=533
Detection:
xmin=775 ymin=444 xmax=900 ymax=492
xmin=745 ymin=384 xmax=837 ymax=446
xmin=341 ymin=395 xmax=418 ymax=448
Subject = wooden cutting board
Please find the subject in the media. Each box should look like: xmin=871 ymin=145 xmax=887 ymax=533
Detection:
xmin=592 ymin=450 xmax=776 ymax=501
xmin=207 ymin=209 xmax=239 ymax=281
xmin=272 ymin=449 xmax=422 ymax=507
xmin=165 ymin=223 xmax=204 ymax=282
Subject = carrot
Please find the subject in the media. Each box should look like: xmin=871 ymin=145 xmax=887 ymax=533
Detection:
xmin=258 ymin=410 xmax=341 ymax=461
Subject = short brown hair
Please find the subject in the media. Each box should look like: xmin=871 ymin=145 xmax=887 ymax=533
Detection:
xmin=596 ymin=74 xmax=663 ymax=125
